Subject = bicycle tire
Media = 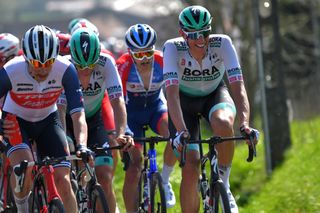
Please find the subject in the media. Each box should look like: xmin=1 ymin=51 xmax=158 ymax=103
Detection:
xmin=88 ymin=184 xmax=109 ymax=213
xmin=150 ymin=172 xmax=166 ymax=213
xmin=138 ymin=171 xmax=148 ymax=213
xmin=30 ymin=176 xmax=48 ymax=213
xmin=48 ymin=198 xmax=65 ymax=213
xmin=210 ymin=180 xmax=231 ymax=213
xmin=2 ymin=177 xmax=17 ymax=213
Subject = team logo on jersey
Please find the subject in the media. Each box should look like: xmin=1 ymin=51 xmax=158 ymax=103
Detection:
xmin=227 ymin=67 xmax=243 ymax=83
xmin=173 ymin=41 xmax=188 ymax=51
xmin=10 ymin=90 xmax=63 ymax=109
xmin=16 ymin=83 xmax=33 ymax=91
xmin=48 ymin=79 xmax=56 ymax=84
xmin=182 ymin=66 xmax=221 ymax=81
xmin=163 ymin=72 xmax=178 ymax=80
xmin=209 ymin=37 xmax=222 ymax=48
xmin=81 ymin=82 xmax=102 ymax=96
xmin=107 ymin=85 xmax=122 ymax=94
xmin=97 ymin=55 xmax=106 ymax=67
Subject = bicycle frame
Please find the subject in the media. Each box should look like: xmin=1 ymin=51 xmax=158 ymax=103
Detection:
xmin=0 ymin=156 xmax=14 ymax=210
xmin=32 ymin=162 xmax=62 ymax=209
xmin=134 ymin=126 xmax=169 ymax=212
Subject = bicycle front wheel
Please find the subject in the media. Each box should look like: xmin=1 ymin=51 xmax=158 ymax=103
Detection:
xmin=48 ymin=198 xmax=65 ymax=213
xmin=88 ymin=184 xmax=109 ymax=213
xmin=210 ymin=180 xmax=231 ymax=213
xmin=150 ymin=172 xmax=166 ymax=213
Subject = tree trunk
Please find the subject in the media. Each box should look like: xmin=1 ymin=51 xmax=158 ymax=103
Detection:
xmin=262 ymin=0 xmax=291 ymax=168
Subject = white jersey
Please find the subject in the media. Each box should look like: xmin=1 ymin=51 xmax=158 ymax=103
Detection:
xmin=58 ymin=53 xmax=123 ymax=118
xmin=163 ymin=34 xmax=243 ymax=97
xmin=0 ymin=55 xmax=84 ymax=122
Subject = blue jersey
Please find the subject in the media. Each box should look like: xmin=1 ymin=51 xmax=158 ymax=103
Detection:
xmin=117 ymin=51 xmax=166 ymax=109
xmin=116 ymin=51 xmax=167 ymax=137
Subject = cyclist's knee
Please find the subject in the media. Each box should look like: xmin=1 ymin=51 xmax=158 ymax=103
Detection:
xmin=54 ymin=167 xmax=71 ymax=188
xmin=211 ymin=116 xmax=234 ymax=134
xmin=96 ymin=166 xmax=113 ymax=183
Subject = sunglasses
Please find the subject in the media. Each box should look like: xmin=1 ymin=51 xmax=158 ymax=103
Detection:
xmin=75 ymin=63 xmax=97 ymax=70
xmin=130 ymin=49 xmax=154 ymax=60
xmin=182 ymin=27 xmax=211 ymax=40
xmin=29 ymin=58 xmax=55 ymax=69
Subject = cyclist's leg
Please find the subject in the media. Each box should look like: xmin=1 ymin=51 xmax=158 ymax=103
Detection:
xmin=36 ymin=111 xmax=77 ymax=213
xmin=170 ymin=93 xmax=202 ymax=213
xmin=87 ymin=110 xmax=116 ymax=213
xmin=3 ymin=113 xmax=33 ymax=213
xmin=149 ymin=103 xmax=176 ymax=207
xmin=122 ymin=114 xmax=143 ymax=212
xmin=205 ymin=83 xmax=238 ymax=212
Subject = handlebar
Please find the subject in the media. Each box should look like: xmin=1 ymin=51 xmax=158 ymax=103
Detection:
xmin=133 ymin=136 xmax=170 ymax=143
xmin=180 ymin=135 xmax=257 ymax=167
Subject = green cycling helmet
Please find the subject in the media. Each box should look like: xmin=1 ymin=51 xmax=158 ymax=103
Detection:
xmin=179 ymin=5 xmax=212 ymax=31
xmin=70 ymin=28 xmax=101 ymax=68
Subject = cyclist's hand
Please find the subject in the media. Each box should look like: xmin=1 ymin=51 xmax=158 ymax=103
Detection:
xmin=76 ymin=144 xmax=94 ymax=165
xmin=116 ymin=134 xmax=134 ymax=152
xmin=171 ymin=130 xmax=190 ymax=153
xmin=2 ymin=114 xmax=22 ymax=145
xmin=240 ymin=125 xmax=259 ymax=145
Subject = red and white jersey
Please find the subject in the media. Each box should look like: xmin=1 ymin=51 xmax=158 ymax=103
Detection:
xmin=0 ymin=55 xmax=84 ymax=122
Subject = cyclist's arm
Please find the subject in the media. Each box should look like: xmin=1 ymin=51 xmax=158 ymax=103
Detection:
xmin=230 ymin=82 xmax=250 ymax=127
xmin=57 ymin=92 xmax=67 ymax=132
xmin=163 ymin=41 xmax=187 ymax=133
xmin=70 ymin=111 xmax=88 ymax=147
xmin=0 ymin=68 xmax=12 ymax=100
xmin=222 ymin=35 xmax=250 ymax=127
xmin=110 ymin=96 xmax=127 ymax=137
xmin=105 ymin=55 xmax=127 ymax=137
xmin=62 ymin=64 xmax=87 ymax=147
xmin=166 ymin=85 xmax=187 ymax=133
xmin=101 ymin=91 xmax=115 ymax=131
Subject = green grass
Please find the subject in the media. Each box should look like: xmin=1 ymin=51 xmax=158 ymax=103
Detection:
xmin=240 ymin=117 xmax=320 ymax=213
xmin=113 ymin=118 xmax=320 ymax=212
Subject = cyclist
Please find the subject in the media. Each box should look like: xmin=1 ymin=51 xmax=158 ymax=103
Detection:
xmin=56 ymin=23 xmax=120 ymax=175
xmin=117 ymin=24 xmax=176 ymax=211
xmin=163 ymin=5 xmax=259 ymax=213
xmin=0 ymin=25 xmax=89 ymax=213
xmin=0 ymin=33 xmax=20 ymax=208
xmin=57 ymin=28 xmax=134 ymax=213
xmin=0 ymin=33 xmax=20 ymax=117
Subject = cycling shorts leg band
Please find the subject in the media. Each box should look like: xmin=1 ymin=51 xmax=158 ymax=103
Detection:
xmin=173 ymin=144 xmax=199 ymax=158
xmin=6 ymin=143 xmax=30 ymax=157
xmin=208 ymin=102 xmax=236 ymax=120
xmin=53 ymin=161 xmax=71 ymax=169
xmin=95 ymin=156 xmax=114 ymax=167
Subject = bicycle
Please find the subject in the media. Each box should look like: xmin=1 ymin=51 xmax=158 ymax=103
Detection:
xmin=0 ymin=154 xmax=17 ymax=213
xmin=180 ymin=119 xmax=257 ymax=213
xmin=133 ymin=126 xmax=168 ymax=213
xmin=13 ymin=154 xmax=79 ymax=213
xmin=71 ymin=144 xmax=126 ymax=213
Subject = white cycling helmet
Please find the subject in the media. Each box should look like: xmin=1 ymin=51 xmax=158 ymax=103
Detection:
xmin=22 ymin=25 xmax=59 ymax=63
xmin=0 ymin=33 xmax=20 ymax=60
xmin=70 ymin=19 xmax=99 ymax=36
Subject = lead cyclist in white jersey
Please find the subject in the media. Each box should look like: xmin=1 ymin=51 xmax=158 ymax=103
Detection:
xmin=0 ymin=25 xmax=90 ymax=213
xmin=163 ymin=5 xmax=259 ymax=213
